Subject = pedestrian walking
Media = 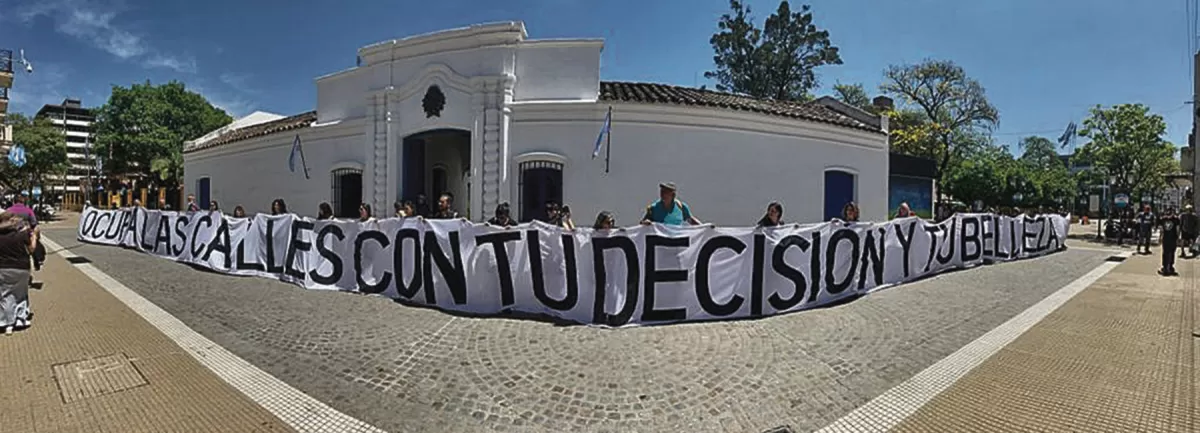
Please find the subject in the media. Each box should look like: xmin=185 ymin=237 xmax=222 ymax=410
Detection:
xmin=1136 ymin=205 xmax=1155 ymax=254
xmin=1158 ymin=209 xmax=1180 ymax=276
xmin=0 ymin=212 xmax=37 ymax=335
xmin=640 ymin=182 xmax=702 ymax=226
xmin=1181 ymin=205 xmax=1198 ymax=258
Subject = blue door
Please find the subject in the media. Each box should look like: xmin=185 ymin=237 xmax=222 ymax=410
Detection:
xmin=197 ymin=177 xmax=211 ymax=210
xmin=824 ymin=170 xmax=855 ymax=221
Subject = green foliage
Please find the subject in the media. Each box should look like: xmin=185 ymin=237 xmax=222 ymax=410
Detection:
xmin=881 ymin=59 xmax=999 ymax=193
xmin=705 ymin=0 xmax=842 ymax=101
xmin=832 ymin=82 xmax=872 ymax=111
xmin=1017 ymin=136 xmax=1074 ymax=207
xmin=1075 ymin=104 xmax=1176 ymax=199
xmin=93 ymin=81 xmax=231 ymax=186
xmin=941 ymin=144 xmax=1014 ymax=208
xmin=4 ymin=113 xmax=69 ymax=191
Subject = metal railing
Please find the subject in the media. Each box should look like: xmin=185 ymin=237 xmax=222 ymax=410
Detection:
xmin=0 ymin=87 xmax=8 ymax=99
xmin=0 ymin=49 xmax=11 ymax=74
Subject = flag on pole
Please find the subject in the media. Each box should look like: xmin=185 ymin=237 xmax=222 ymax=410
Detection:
xmin=592 ymin=107 xmax=612 ymax=159
xmin=288 ymin=135 xmax=310 ymax=179
xmin=8 ymin=144 xmax=26 ymax=168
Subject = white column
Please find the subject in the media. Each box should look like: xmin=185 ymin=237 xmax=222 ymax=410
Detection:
xmin=369 ymin=93 xmax=389 ymax=216
xmin=476 ymin=75 xmax=515 ymax=219
xmin=384 ymin=90 xmax=400 ymax=217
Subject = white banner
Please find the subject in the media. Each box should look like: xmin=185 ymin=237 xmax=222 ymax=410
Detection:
xmin=77 ymin=208 xmax=1069 ymax=326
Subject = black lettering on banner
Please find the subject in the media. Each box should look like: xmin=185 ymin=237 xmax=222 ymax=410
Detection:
xmin=695 ymin=235 xmax=746 ymax=317
xmin=310 ymin=225 xmax=345 ymax=286
xmin=235 ymin=220 xmax=266 ymax=271
xmin=960 ymin=216 xmax=981 ymax=262
xmin=923 ymin=225 xmax=942 ymax=272
xmin=139 ymin=211 xmax=155 ymax=251
xmin=92 ymin=212 xmax=113 ymax=239
xmin=750 ymin=234 xmax=766 ymax=316
xmin=422 ymin=230 xmax=467 ymax=305
xmin=80 ymin=210 xmax=98 ymax=239
xmin=591 ymin=236 xmax=639 ymax=326
xmin=190 ymin=214 xmax=213 ymax=257
xmin=858 ymin=228 xmax=886 ymax=291
xmin=264 ymin=219 xmax=285 ymax=274
xmin=124 ymin=209 xmax=139 ymax=245
xmin=284 ymin=220 xmax=315 ymax=280
xmin=354 ymin=230 xmax=391 ymax=294
xmin=807 ymin=231 xmax=822 ymax=303
xmin=153 ymin=215 xmax=172 ymax=255
xmin=526 ymin=230 xmax=578 ymax=311
xmin=767 ymin=234 xmax=810 ymax=311
xmin=475 ymin=231 xmax=521 ymax=307
xmin=172 ymin=216 xmax=188 ymax=256
xmin=1045 ymin=218 xmax=1062 ymax=251
xmin=1023 ymin=216 xmax=1041 ymax=253
xmin=824 ymin=229 xmax=860 ymax=295
xmin=895 ymin=221 xmax=917 ymax=278
xmin=980 ymin=215 xmax=996 ymax=258
xmin=390 ymin=228 xmax=421 ymax=298
xmin=202 ymin=219 xmax=233 ymax=269
xmin=935 ymin=218 xmax=958 ymax=266
xmin=641 ymin=235 xmax=690 ymax=322
xmin=104 ymin=211 xmax=124 ymax=240
xmin=1009 ymin=219 xmax=1021 ymax=258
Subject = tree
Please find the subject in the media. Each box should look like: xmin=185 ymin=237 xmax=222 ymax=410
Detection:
xmin=1075 ymin=104 xmax=1176 ymax=203
xmin=93 ymin=81 xmax=231 ymax=190
xmin=705 ymin=1 xmax=842 ymax=101
xmin=5 ymin=113 xmax=69 ymax=195
xmin=1017 ymin=136 xmax=1074 ymax=208
xmin=941 ymin=143 xmax=1014 ymax=208
xmin=833 ymin=82 xmax=872 ymax=111
xmin=881 ymin=60 xmax=1000 ymax=196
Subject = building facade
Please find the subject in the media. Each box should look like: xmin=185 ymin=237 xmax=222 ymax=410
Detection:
xmin=36 ymin=98 xmax=97 ymax=200
xmin=184 ymin=22 xmax=890 ymax=225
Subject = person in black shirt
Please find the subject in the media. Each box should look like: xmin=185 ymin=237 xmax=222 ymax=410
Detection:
xmin=431 ymin=193 xmax=460 ymax=219
xmin=487 ymin=203 xmax=515 ymax=227
xmin=1180 ymin=205 xmax=1198 ymax=258
xmin=756 ymin=202 xmax=785 ymax=227
xmin=1158 ymin=209 xmax=1180 ymax=276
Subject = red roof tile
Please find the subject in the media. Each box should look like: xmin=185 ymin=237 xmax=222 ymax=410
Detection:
xmin=183 ymin=111 xmax=317 ymax=153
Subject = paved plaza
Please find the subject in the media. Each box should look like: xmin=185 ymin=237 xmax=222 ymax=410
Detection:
xmin=0 ymin=218 xmax=1192 ymax=432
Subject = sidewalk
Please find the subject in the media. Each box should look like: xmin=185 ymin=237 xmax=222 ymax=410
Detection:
xmin=0 ymin=242 xmax=293 ymax=432
xmin=892 ymin=250 xmax=1198 ymax=432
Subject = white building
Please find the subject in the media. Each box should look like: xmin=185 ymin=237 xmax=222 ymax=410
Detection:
xmin=183 ymin=22 xmax=890 ymax=225
xmin=37 ymin=98 xmax=96 ymax=197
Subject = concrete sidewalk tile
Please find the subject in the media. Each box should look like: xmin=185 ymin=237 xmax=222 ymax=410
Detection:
xmin=891 ymin=252 xmax=1197 ymax=433
xmin=0 ymin=248 xmax=294 ymax=432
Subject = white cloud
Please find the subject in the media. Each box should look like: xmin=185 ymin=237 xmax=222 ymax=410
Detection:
xmin=14 ymin=0 xmax=192 ymax=72
xmin=190 ymin=85 xmax=256 ymax=119
xmin=144 ymin=54 xmax=198 ymax=74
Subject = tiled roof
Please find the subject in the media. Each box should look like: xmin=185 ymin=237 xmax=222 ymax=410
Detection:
xmin=599 ymin=81 xmax=884 ymax=134
xmin=183 ymin=111 xmax=317 ymax=153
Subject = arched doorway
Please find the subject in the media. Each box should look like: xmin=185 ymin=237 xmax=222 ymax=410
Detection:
xmin=400 ymin=129 xmax=471 ymax=218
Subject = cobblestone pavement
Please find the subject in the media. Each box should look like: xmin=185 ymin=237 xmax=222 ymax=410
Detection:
xmin=45 ymin=227 xmax=1112 ymax=433
xmin=0 ymin=237 xmax=292 ymax=432
xmin=893 ymin=251 xmax=1198 ymax=433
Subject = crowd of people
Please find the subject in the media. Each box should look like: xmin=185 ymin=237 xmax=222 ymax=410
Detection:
xmin=1101 ymin=204 xmax=1198 ymax=277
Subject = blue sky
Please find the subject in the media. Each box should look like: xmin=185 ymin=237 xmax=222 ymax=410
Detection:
xmin=1 ymin=0 xmax=1193 ymax=154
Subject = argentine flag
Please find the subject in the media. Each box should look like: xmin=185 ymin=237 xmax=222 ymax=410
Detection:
xmin=288 ymin=135 xmax=300 ymax=172
xmin=592 ymin=108 xmax=611 ymax=159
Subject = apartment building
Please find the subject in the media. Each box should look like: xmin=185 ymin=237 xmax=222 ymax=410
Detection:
xmin=36 ymin=98 xmax=97 ymax=200
xmin=1 ymin=49 xmax=13 ymax=141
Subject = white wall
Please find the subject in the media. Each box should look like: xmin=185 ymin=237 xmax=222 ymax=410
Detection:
xmin=184 ymin=122 xmax=366 ymax=217
xmin=513 ymin=42 xmax=602 ymax=102
xmin=507 ymin=105 xmax=889 ymax=226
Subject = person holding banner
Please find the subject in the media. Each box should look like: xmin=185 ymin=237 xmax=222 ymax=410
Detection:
xmin=431 ymin=193 xmax=460 ymax=219
xmin=593 ymin=211 xmax=617 ymax=230
xmin=0 ymin=211 xmax=37 ymax=335
xmin=756 ymin=202 xmax=785 ymax=227
xmin=233 ymin=205 xmax=247 ymax=218
xmin=271 ymin=199 xmax=288 ymax=216
xmin=317 ymin=202 xmax=334 ymax=220
xmin=640 ymin=182 xmax=702 ymax=226
xmin=358 ymin=203 xmax=375 ymax=223
xmin=487 ymin=203 xmax=516 ymax=227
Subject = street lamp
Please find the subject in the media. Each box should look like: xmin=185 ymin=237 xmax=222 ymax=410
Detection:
xmin=13 ymin=49 xmax=33 ymax=74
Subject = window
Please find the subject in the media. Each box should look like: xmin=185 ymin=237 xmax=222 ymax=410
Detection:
xmin=519 ymin=160 xmax=564 ymax=222
xmin=824 ymin=169 xmax=856 ymax=221
xmin=331 ymin=168 xmax=363 ymax=218
xmin=196 ymin=177 xmax=211 ymax=210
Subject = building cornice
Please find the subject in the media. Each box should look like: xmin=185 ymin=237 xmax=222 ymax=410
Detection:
xmin=183 ymin=118 xmax=365 ymax=162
